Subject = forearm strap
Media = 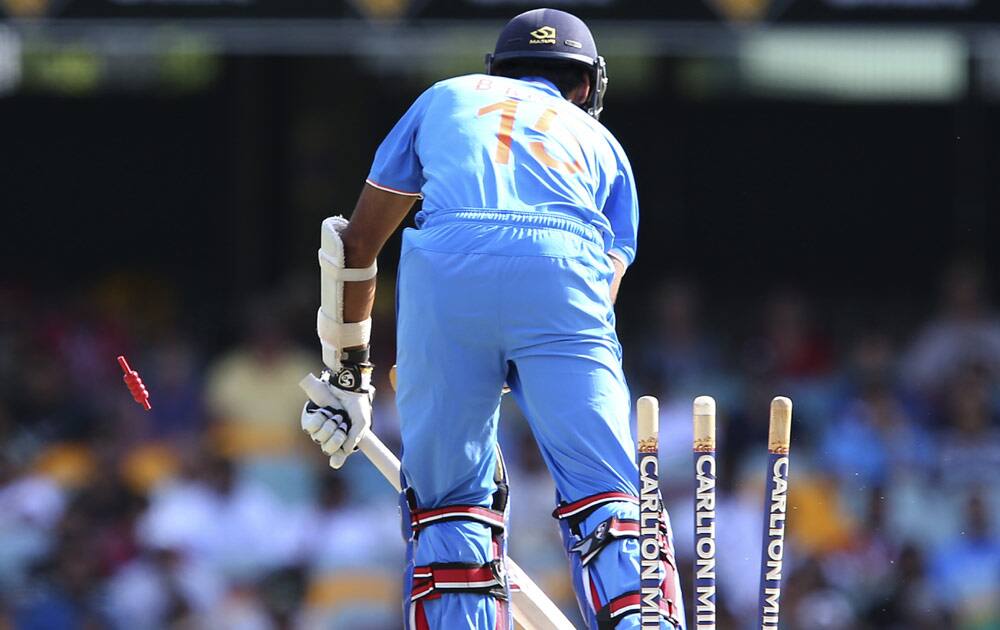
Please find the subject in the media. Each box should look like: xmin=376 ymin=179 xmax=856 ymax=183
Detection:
xmin=317 ymin=310 xmax=371 ymax=353
xmin=318 ymin=249 xmax=377 ymax=281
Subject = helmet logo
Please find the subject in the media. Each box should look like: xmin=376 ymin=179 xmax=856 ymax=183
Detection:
xmin=529 ymin=26 xmax=557 ymax=45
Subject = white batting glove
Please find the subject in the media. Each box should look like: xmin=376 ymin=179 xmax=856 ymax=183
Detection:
xmin=299 ymin=364 xmax=374 ymax=469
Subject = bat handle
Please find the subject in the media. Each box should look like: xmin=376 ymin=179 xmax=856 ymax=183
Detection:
xmin=358 ymin=432 xmax=402 ymax=493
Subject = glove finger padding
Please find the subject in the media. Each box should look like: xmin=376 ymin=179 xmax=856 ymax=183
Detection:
xmin=303 ymin=403 xmax=348 ymax=444
xmin=321 ymin=425 xmax=349 ymax=455
xmin=301 ymin=403 xmax=328 ymax=435
xmin=312 ymin=419 xmax=338 ymax=445
xmin=301 ymin=403 xmax=327 ymax=435
xmin=328 ymin=450 xmax=349 ymax=470
xmin=299 ymin=372 xmax=374 ymax=469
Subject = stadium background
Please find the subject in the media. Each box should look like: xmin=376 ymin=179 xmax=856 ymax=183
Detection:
xmin=2 ymin=0 xmax=1000 ymax=627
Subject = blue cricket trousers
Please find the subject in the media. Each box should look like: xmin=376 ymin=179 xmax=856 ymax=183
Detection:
xmin=395 ymin=211 xmax=682 ymax=630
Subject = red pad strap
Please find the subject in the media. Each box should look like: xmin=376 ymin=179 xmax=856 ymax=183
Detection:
xmin=411 ymin=505 xmax=505 ymax=534
xmin=413 ymin=600 xmax=430 ymax=630
xmin=596 ymin=591 xmax=679 ymax=629
xmin=552 ymin=491 xmax=639 ymax=521
xmin=607 ymin=592 xmax=642 ymax=621
xmin=410 ymin=562 xmax=509 ymax=603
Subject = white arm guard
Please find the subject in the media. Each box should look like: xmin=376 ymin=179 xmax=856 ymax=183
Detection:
xmin=317 ymin=216 xmax=377 ymax=370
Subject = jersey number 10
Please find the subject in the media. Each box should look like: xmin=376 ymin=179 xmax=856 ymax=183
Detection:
xmin=477 ymin=99 xmax=584 ymax=175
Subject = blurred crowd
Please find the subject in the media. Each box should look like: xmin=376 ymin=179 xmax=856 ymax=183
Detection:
xmin=0 ymin=255 xmax=998 ymax=630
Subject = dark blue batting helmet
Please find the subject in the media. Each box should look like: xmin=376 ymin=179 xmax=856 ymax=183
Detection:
xmin=485 ymin=8 xmax=609 ymax=120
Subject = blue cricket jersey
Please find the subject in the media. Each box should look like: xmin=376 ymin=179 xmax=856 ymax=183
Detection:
xmin=366 ymin=74 xmax=639 ymax=266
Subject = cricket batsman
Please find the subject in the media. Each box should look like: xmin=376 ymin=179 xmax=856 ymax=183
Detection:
xmin=299 ymin=8 xmax=684 ymax=629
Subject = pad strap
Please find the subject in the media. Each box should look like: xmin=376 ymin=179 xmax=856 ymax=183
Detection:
xmin=410 ymin=561 xmax=509 ymax=603
xmin=404 ymin=446 xmax=511 ymax=627
xmin=553 ymin=491 xmax=639 ymax=529
xmin=406 ymin=449 xmax=509 ymax=539
xmin=595 ymin=591 xmax=678 ymax=629
xmin=410 ymin=505 xmax=506 ymax=535
xmin=592 ymin=513 xmax=681 ymax=629
xmin=569 ymin=517 xmax=640 ymax=566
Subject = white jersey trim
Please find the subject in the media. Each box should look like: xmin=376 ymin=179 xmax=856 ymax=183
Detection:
xmin=366 ymin=178 xmax=424 ymax=198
